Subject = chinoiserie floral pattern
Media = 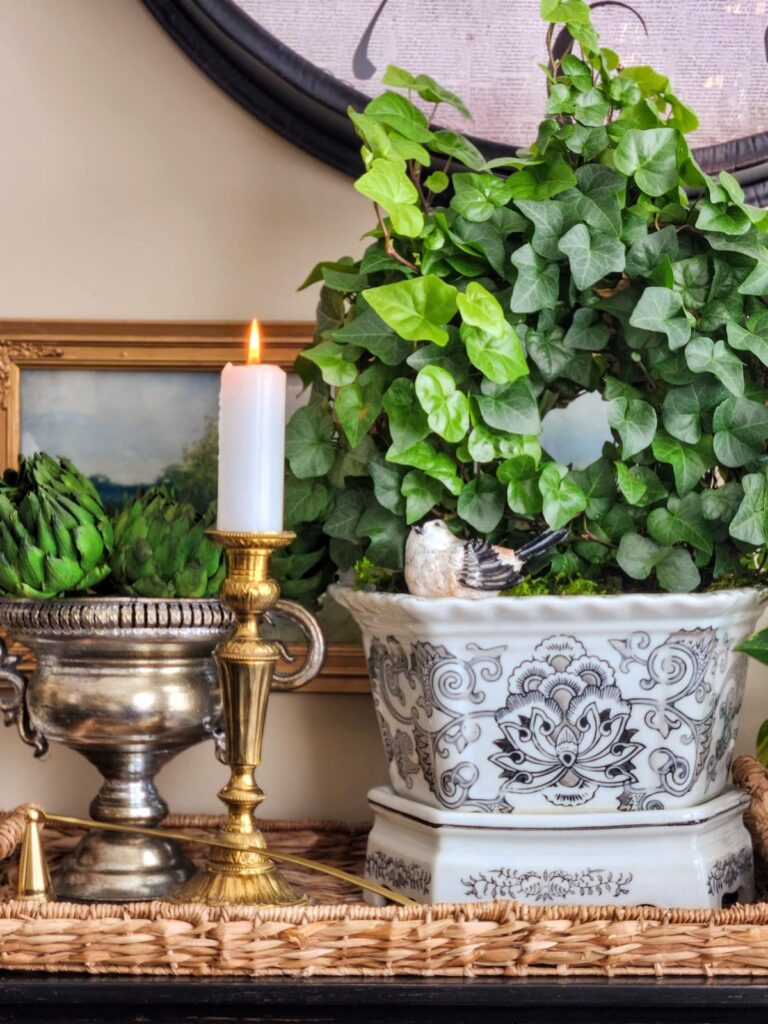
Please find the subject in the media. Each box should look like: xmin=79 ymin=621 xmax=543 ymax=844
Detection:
xmin=365 ymin=624 xmax=749 ymax=812
xmin=462 ymin=866 xmax=633 ymax=902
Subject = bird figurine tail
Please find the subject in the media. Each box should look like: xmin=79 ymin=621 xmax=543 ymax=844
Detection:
xmin=515 ymin=527 xmax=570 ymax=565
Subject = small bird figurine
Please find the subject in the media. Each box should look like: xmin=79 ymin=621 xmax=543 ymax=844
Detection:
xmin=404 ymin=520 xmax=569 ymax=599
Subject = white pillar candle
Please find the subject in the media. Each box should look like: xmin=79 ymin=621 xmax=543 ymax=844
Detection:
xmin=217 ymin=320 xmax=287 ymax=533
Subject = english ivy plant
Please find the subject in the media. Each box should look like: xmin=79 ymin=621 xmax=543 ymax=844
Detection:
xmin=280 ymin=0 xmax=768 ymax=603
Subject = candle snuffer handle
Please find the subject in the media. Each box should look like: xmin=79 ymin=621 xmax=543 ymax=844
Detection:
xmin=168 ymin=530 xmax=326 ymax=907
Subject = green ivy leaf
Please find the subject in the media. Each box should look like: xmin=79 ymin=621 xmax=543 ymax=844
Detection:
xmin=332 ymin=304 xmax=411 ymax=366
xmin=561 ymin=53 xmax=593 ymax=91
xmin=429 ymin=130 xmax=487 ymax=171
xmin=729 ymin=470 xmax=768 ymax=545
xmin=647 ymin=494 xmax=713 ymax=555
xmin=617 ymin=533 xmax=700 ymax=592
xmin=382 ymin=378 xmax=429 ymax=452
xmin=380 ymin=65 xmax=416 ymax=88
xmin=613 ymin=127 xmax=679 ymax=196
xmin=616 ymin=463 xmax=667 ymax=506
xmin=629 ymin=286 xmax=692 ymax=350
xmin=737 ymin=629 xmax=768 ymax=669
xmin=350 ymin=107 xmax=410 ymax=162
xmin=354 ymin=157 xmax=423 ymax=238
xmin=401 ymin=469 xmax=443 ymax=525
xmin=301 ymin=341 xmax=359 ymax=386
xmin=451 ymin=172 xmax=510 ymax=221
xmin=564 ymin=308 xmax=610 ymax=350
xmin=411 ymin=72 xmax=471 ymax=118
xmin=558 ymin=223 xmax=626 ymax=289
xmin=574 ymin=86 xmax=610 ymax=126
xmin=285 ymin=405 xmax=336 ymax=480
xmin=457 ymin=473 xmax=505 ymax=532
xmin=540 ymin=0 xmax=592 ymax=24
xmin=568 ymin=457 xmax=616 ymax=518
xmin=369 ymin=455 xmax=405 ymax=516
xmin=538 ymin=462 xmax=588 ymax=529
xmin=607 ymin=397 xmax=657 ymax=458
xmin=364 ymin=91 xmax=433 ymax=142
xmin=505 ymin=154 xmax=578 ymax=201
xmin=415 ymin=365 xmax=470 ymax=442
xmin=712 ymin=396 xmax=768 ymax=467
xmin=476 ymin=377 xmax=541 ymax=433
xmin=684 ymin=336 xmax=745 ymax=396
xmin=363 ymin=275 xmax=458 ymax=344
xmin=608 ymin=75 xmax=642 ymax=107
xmin=386 ymin=440 xmax=464 ymax=495
xmin=298 ymin=258 xmax=363 ymax=292
xmin=324 ymin=487 xmax=368 ymax=543
xmin=701 ymin=481 xmax=743 ymax=525
xmin=515 ymin=199 xmax=573 ymax=260
xmin=455 ymin=280 xmax=506 ymax=333
xmin=560 ymin=124 xmax=609 ymax=160
xmin=625 ymin=225 xmax=678 ymax=278
xmin=327 ymin=436 xmax=377 ymax=489
xmin=670 ymin=257 xmax=710 ymax=309
xmin=510 ymin=244 xmax=560 ymax=313
xmin=334 ymin=381 xmax=382 ymax=448
xmin=497 ymin=455 xmax=543 ymax=515
xmin=458 ymin=283 xmax=528 ymax=384
xmin=726 ymin=322 xmax=768 ymax=369
xmin=357 ymin=503 xmax=408 ymax=568
xmin=729 ymin=468 xmax=768 ymax=544
xmin=661 ymin=382 xmax=724 ymax=445
xmin=462 ymin=322 xmax=528 ymax=385
xmin=284 ymin=476 xmax=332 ymax=528
xmin=616 ymin=532 xmax=660 ymax=579
xmin=425 ymin=170 xmax=449 ymax=193
xmin=696 ymin=199 xmax=751 ymax=237
xmin=568 ymin=164 xmax=625 ymax=236
xmin=652 ymin=432 xmax=712 ymax=496
xmin=526 ymin=323 xmax=592 ymax=385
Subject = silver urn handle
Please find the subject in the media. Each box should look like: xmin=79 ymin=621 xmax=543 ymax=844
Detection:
xmin=268 ymin=598 xmax=326 ymax=692
xmin=0 ymin=639 xmax=48 ymax=758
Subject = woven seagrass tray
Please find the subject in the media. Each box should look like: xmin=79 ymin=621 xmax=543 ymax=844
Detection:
xmin=2 ymin=755 xmax=768 ymax=978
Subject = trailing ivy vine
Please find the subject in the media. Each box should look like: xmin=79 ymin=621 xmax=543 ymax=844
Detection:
xmin=278 ymin=0 xmax=768 ymax=603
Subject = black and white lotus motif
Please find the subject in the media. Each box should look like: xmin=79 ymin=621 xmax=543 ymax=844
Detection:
xmin=492 ymin=636 xmax=642 ymax=807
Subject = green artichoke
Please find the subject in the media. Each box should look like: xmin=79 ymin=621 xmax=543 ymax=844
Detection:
xmin=0 ymin=453 xmax=113 ymax=598
xmin=110 ymin=488 xmax=225 ymax=598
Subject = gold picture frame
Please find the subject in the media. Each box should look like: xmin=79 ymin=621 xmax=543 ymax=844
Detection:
xmin=0 ymin=320 xmax=368 ymax=695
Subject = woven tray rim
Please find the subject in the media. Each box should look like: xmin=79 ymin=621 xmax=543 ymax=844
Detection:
xmin=2 ymin=756 xmax=768 ymax=977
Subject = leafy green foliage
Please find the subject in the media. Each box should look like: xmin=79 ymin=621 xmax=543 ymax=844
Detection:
xmin=284 ymin=3 xmax=768 ymax=603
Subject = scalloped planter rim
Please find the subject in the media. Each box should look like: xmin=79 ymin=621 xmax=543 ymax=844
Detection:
xmin=331 ymin=586 xmax=766 ymax=814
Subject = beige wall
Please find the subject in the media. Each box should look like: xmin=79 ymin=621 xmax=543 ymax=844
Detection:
xmin=0 ymin=0 xmax=765 ymax=822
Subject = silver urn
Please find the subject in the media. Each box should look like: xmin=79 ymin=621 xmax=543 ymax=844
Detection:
xmin=0 ymin=596 xmax=234 ymax=901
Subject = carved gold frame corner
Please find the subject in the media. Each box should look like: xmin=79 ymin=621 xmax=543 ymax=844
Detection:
xmin=0 ymin=320 xmax=368 ymax=695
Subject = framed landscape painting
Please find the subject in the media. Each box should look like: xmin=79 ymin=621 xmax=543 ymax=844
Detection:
xmin=0 ymin=320 xmax=366 ymax=693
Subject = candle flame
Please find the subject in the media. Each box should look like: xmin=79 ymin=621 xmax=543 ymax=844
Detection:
xmin=247 ymin=319 xmax=261 ymax=364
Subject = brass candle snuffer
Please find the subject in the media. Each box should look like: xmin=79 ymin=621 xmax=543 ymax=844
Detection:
xmin=14 ymin=528 xmax=413 ymax=908
xmin=15 ymin=805 xmax=413 ymax=906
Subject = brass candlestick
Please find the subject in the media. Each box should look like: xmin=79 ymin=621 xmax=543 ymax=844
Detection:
xmin=169 ymin=530 xmax=325 ymax=906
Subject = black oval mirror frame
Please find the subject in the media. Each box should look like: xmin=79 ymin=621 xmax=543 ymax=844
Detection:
xmin=143 ymin=0 xmax=768 ymax=204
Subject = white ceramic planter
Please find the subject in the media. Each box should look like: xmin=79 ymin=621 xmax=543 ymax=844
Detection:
xmin=331 ymin=586 xmax=766 ymax=813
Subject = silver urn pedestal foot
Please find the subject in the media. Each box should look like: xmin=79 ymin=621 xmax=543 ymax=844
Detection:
xmin=0 ymin=597 xmax=234 ymax=902
xmin=55 ymin=751 xmax=194 ymax=902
